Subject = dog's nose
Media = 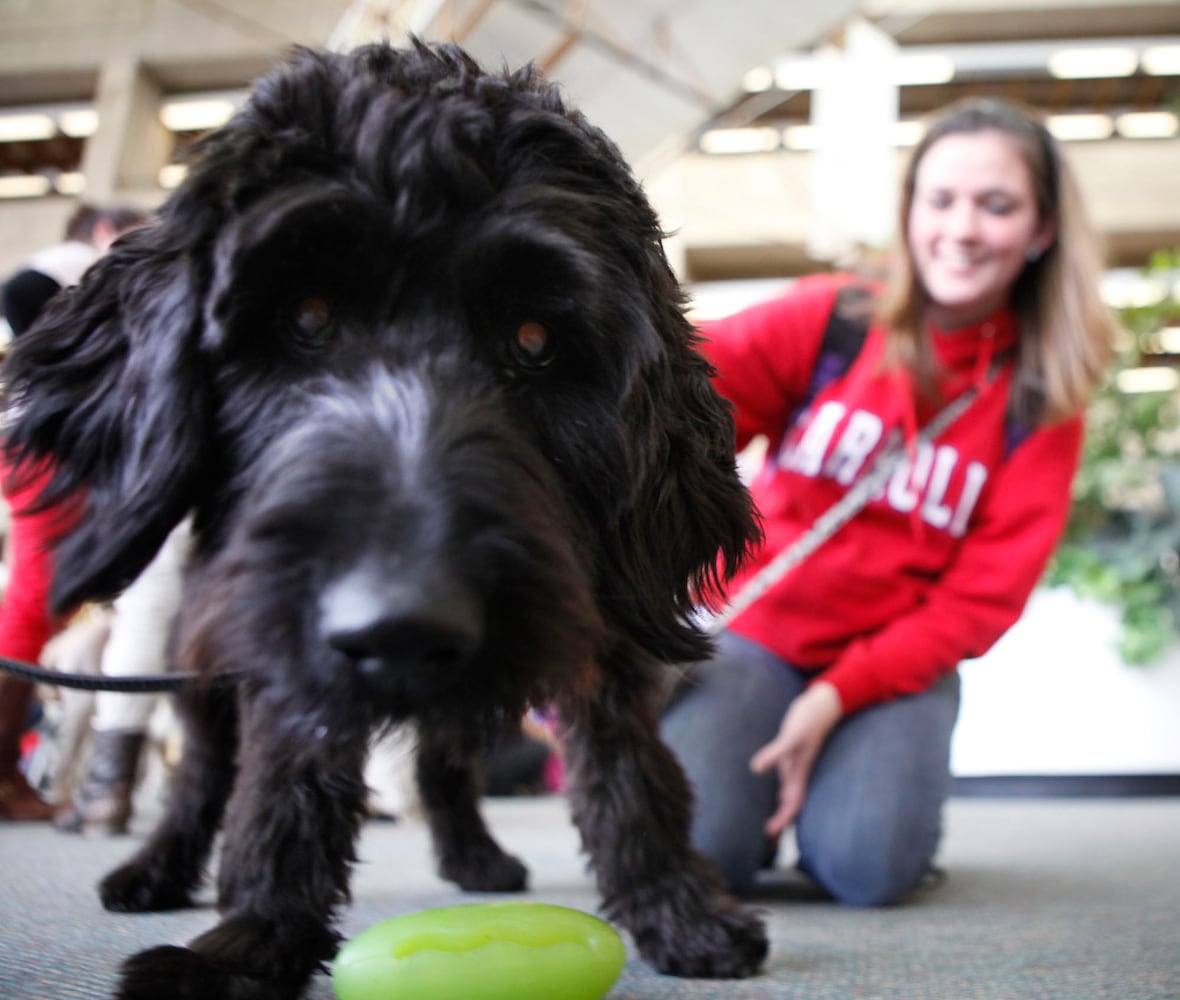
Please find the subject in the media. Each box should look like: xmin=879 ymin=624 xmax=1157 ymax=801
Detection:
xmin=320 ymin=569 xmax=484 ymax=693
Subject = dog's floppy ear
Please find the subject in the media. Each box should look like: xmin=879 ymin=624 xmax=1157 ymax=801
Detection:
xmin=605 ymin=260 xmax=762 ymax=664
xmin=523 ymin=107 xmax=761 ymax=665
xmin=2 ymin=223 xmax=209 ymax=612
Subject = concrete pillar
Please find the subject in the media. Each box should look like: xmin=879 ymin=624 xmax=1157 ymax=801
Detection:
xmin=81 ymin=52 xmax=171 ymax=205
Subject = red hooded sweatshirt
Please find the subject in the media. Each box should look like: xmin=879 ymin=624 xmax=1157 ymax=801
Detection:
xmin=701 ymin=273 xmax=1082 ymax=715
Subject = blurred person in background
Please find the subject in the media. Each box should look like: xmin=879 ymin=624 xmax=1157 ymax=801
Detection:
xmin=0 ymin=202 xmax=149 ymax=821
xmin=2 ymin=203 xmax=148 ymax=337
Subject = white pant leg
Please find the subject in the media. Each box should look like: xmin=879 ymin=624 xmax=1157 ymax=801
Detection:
xmin=92 ymin=519 xmax=192 ymax=733
xmin=40 ymin=608 xmax=112 ymax=797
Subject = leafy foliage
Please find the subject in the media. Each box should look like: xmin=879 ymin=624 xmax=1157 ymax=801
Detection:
xmin=1045 ymin=250 xmax=1180 ymax=664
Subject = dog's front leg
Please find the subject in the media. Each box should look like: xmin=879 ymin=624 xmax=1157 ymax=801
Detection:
xmin=416 ymin=725 xmax=529 ymax=892
xmin=114 ymin=698 xmax=370 ymax=1000
xmin=562 ymin=645 xmax=768 ymax=979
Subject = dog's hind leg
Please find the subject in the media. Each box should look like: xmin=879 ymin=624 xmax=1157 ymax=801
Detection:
xmin=416 ymin=725 xmax=529 ymax=892
xmin=562 ymin=645 xmax=768 ymax=979
xmin=100 ymin=682 xmax=238 ymax=913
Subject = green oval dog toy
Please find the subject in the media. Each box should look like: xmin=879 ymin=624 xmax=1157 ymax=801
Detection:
xmin=332 ymin=901 xmax=626 ymax=1000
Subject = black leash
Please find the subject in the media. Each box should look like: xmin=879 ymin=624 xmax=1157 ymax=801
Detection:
xmin=0 ymin=655 xmax=204 ymax=693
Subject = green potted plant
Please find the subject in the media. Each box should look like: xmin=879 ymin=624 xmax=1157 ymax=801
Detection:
xmin=1046 ymin=249 xmax=1180 ymax=663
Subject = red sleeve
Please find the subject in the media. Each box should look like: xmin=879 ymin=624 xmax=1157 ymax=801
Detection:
xmin=820 ymin=416 xmax=1084 ymax=714
xmin=698 ymin=274 xmax=841 ymax=451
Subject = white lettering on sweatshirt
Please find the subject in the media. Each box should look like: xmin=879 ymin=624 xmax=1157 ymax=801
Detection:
xmin=823 ymin=409 xmax=883 ymax=485
xmin=779 ymin=404 xmax=987 ymax=537
xmin=787 ymin=400 xmax=846 ymax=476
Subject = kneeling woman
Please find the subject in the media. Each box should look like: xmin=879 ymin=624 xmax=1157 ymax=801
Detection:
xmin=663 ymin=97 xmax=1116 ymax=904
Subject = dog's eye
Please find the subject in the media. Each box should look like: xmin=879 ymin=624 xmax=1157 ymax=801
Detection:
xmin=508 ymin=321 xmax=557 ymax=371
xmin=289 ymin=297 xmax=337 ymax=349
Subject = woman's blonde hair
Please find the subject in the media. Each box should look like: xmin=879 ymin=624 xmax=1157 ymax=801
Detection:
xmin=876 ymin=97 xmax=1117 ymax=426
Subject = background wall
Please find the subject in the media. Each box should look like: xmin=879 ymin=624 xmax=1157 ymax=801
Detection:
xmin=952 ymin=589 xmax=1180 ymax=777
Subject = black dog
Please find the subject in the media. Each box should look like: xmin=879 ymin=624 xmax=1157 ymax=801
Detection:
xmin=3 ymin=41 xmax=766 ymax=1000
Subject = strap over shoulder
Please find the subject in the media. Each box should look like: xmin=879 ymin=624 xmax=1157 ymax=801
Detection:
xmin=792 ymin=282 xmax=874 ymax=421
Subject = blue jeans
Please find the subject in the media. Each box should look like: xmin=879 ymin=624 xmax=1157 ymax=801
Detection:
xmin=660 ymin=632 xmax=960 ymax=905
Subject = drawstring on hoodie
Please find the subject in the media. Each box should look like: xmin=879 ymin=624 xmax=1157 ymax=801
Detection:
xmin=891 ymin=366 xmax=926 ymax=542
xmin=902 ymin=317 xmax=1005 ymax=540
xmin=972 ymin=322 xmax=997 ymax=390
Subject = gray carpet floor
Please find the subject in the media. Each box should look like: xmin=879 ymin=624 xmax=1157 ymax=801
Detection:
xmin=2 ymin=794 xmax=1178 ymax=999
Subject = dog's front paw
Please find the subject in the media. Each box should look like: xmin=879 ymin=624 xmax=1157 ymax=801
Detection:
xmin=636 ymin=897 xmax=768 ymax=979
xmin=116 ymin=945 xmax=276 ymax=1000
xmin=115 ymin=913 xmax=334 ymax=1000
xmin=616 ymin=864 xmax=768 ymax=980
xmin=440 ymin=843 xmax=529 ymax=892
xmin=100 ymin=862 xmax=193 ymax=913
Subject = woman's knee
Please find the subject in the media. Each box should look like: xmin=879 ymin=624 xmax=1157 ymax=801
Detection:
xmin=800 ymin=833 xmax=934 ymax=906
xmin=796 ymin=772 xmax=948 ymax=906
xmin=795 ymin=675 xmax=959 ymax=905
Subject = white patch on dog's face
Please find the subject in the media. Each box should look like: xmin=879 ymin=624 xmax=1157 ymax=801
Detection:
xmin=311 ymin=366 xmax=436 ymax=490
xmin=366 ymin=369 xmax=434 ymax=478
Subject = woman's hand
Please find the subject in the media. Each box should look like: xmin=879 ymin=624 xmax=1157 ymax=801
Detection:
xmin=749 ymin=681 xmax=843 ymax=837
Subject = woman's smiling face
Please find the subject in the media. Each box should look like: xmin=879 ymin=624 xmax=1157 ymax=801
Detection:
xmin=907 ymin=129 xmax=1054 ymax=329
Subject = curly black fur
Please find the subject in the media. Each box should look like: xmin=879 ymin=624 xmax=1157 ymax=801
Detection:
xmin=3 ymin=41 xmax=765 ymax=999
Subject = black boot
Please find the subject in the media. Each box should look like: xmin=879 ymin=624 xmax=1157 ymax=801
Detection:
xmin=54 ymin=728 xmax=145 ymax=835
xmin=0 ymin=675 xmax=54 ymax=822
